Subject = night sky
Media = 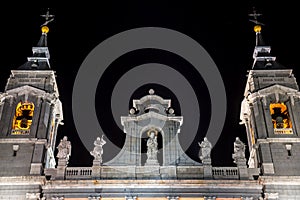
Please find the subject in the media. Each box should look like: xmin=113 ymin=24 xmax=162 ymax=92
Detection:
xmin=0 ymin=2 xmax=299 ymax=167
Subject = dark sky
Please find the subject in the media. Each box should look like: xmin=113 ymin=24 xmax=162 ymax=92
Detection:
xmin=0 ymin=3 xmax=299 ymax=167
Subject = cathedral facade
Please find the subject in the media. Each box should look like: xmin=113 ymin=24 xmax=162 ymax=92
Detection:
xmin=1 ymin=12 xmax=300 ymax=200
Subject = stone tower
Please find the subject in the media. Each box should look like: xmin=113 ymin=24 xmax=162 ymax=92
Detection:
xmin=0 ymin=13 xmax=63 ymax=176
xmin=240 ymin=23 xmax=300 ymax=176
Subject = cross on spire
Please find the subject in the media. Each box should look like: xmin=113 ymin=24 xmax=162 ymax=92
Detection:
xmin=40 ymin=8 xmax=55 ymax=27
xmin=248 ymin=7 xmax=264 ymax=26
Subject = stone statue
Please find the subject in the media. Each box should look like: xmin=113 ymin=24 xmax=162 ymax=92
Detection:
xmin=232 ymin=137 xmax=246 ymax=163
xmin=90 ymin=135 xmax=106 ymax=163
xmin=147 ymin=130 xmax=158 ymax=160
xmin=198 ymin=137 xmax=212 ymax=163
xmin=56 ymin=136 xmax=71 ymax=162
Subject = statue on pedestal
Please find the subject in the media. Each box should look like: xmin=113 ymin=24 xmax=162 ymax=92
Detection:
xmin=232 ymin=137 xmax=246 ymax=164
xmin=198 ymin=137 xmax=212 ymax=164
xmin=56 ymin=136 xmax=71 ymax=163
xmin=90 ymin=135 xmax=106 ymax=164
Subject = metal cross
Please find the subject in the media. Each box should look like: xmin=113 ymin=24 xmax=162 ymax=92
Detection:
xmin=248 ymin=7 xmax=264 ymax=26
xmin=40 ymin=8 xmax=55 ymax=27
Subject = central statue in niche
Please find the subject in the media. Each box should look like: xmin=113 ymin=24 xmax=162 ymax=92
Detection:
xmin=146 ymin=129 xmax=159 ymax=165
xmin=104 ymin=89 xmax=199 ymax=167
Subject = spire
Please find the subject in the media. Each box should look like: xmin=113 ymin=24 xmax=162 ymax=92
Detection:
xmin=249 ymin=7 xmax=285 ymax=70
xmin=18 ymin=8 xmax=54 ymax=70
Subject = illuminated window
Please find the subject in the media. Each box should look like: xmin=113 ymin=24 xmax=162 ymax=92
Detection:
xmin=270 ymin=103 xmax=293 ymax=134
xmin=11 ymin=102 xmax=34 ymax=135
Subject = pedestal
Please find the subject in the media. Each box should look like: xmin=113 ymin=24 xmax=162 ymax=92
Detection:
xmin=235 ymin=158 xmax=248 ymax=180
xmin=202 ymin=158 xmax=212 ymax=165
xmin=145 ymin=159 xmax=159 ymax=166
xmin=56 ymin=159 xmax=68 ymax=180
xmin=58 ymin=159 xmax=68 ymax=166
xmin=203 ymin=164 xmax=212 ymax=179
xmin=91 ymin=159 xmax=102 ymax=178
xmin=93 ymin=159 xmax=102 ymax=166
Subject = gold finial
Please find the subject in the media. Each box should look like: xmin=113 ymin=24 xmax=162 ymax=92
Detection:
xmin=254 ymin=25 xmax=262 ymax=33
xmin=41 ymin=26 xmax=49 ymax=34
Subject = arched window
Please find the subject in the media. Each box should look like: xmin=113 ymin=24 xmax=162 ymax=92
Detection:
xmin=11 ymin=102 xmax=34 ymax=135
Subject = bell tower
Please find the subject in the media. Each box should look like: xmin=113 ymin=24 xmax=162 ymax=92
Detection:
xmin=240 ymin=14 xmax=300 ymax=175
xmin=0 ymin=11 xmax=63 ymax=176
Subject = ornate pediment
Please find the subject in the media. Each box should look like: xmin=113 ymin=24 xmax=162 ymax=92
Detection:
xmin=6 ymin=85 xmax=46 ymax=97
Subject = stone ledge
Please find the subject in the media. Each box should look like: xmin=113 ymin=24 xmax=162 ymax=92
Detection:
xmin=0 ymin=176 xmax=45 ymax=185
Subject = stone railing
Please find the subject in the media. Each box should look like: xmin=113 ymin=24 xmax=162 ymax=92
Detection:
xmin=49 ymin=166 xmax=244 ymax=180
xmin=65 ymin=167 xmax=92 ymax=179
xmin=212 ymin=167 xmax=239 ymax=179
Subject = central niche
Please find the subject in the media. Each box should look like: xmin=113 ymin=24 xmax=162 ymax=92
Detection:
xmin=141 ymin=128 xmax=163 ymax=166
